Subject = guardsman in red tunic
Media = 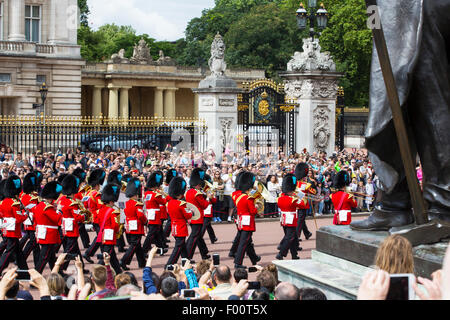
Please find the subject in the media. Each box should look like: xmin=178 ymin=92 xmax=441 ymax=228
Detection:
xmin=0 ymin=176 xmax=29 ymax=274
xmin=83 ymin=168 xmax=106 ymax=263
xmin=166 ymin=177 xmax=192 ymax=267
xmin=233 ymin=171 xmax=261 ymax=269
xmin=228 ymin=171 xmax=245 ymax=259
xmin=19 ymin=172 xmax=41 ymax=267
xmin=331 ymin=170 xmax=357 ymax=225
xmin=294 ymin=163 xmax=315 ymax=241
xmin=162 ymin=169 xmax=178 ymax=244
xmin=185 ymin=168 xmax=213 ymax=260
xmin=73 ymin=167 xmax=91 ymax=249
xmin=201 ymin=174 xmax=218 ymax=244
xmin=34 ymin=181 xmax=63 ymax=274
xmin=107 ymin=170 xmax=126 ymax=253
xmin=59 ymin=174 xmax=89 ymax=273
xmin=276 ymin=174 xmax=308 ymax=260
xmin=97 ymin=183 xmax=122 ymax=275
xmin=142 ymin=171 xmax=167 ymax=254
xmin=120 ymin=177 xmax=147 ymax=270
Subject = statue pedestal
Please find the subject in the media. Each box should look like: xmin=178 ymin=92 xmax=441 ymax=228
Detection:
xmin=192 ymin=85 xmax=243 ymax=155
xmin=280 ymin=70 xmax=342 ymax=156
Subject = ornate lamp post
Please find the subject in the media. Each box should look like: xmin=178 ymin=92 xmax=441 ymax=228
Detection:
xmin=39 ymin=83 xmax=48 ymax=151
xmin=296 ymin=1 xmax=329 ymax=40
xmin=336 ymin=86 xmax=345 ymax=151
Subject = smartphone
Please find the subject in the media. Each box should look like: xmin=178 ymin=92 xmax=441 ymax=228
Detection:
xmin=65 ymin=253 xmax=77 ymax=261
xmin=212 ymin=254 xmax=220 ymax=266
xmin=248 ymin=266 xmax=258 ymax=273
xmin=247 ymin=281 xmax=261 ymax=290
xmin=158 ymin=248 xmax=164 ymax=255
xmin=166 ymin=264 xmax=174 ymax=271
xmin=181 ymin=258 xmax=188 ymax=267
xmin=16 ymin=270 xmax=31 ymax=281
xmin=386 ymin=274 xmax=415 ymax=300
xmin=181 ymin=289 xmax=197 ymax=298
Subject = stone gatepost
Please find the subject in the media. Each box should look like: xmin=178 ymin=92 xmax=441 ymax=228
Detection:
xmin=280 ymin=38 xmax=343 ymax=156
xmin=192 ymin=33 xmax=243 ymax=156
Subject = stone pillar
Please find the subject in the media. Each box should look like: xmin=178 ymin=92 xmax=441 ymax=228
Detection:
xmin=119 ymin=87 xmax=131 ymax=119
xmin=8 ymin=0 xmax=26 ymax=41
xmin=194 ymin=93 xmax=199 ymax=118
xmin=163 ymin=88 xmax=177 ymax=118
xmin=108 ymin=85 xmax=119 ymax=119
xmin=92 ymin=86 xmax=103 ymax=117
xmin=154 ymin=87 xmax=164 ymax=117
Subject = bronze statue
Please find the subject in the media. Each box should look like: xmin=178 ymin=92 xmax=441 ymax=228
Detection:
xmin=351 ymin=0 xmax=450 ymax=231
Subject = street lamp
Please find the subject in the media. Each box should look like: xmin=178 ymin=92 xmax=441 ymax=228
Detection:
xmin=296 ymin=1 xmax=329 ymax=40
xmin=336 ymin=86 xmax=345 ymax=151
xmin=39 ymin=83 xmax=48 ymax=106
xmin=38 ymin=83 xmax=48 ymax=151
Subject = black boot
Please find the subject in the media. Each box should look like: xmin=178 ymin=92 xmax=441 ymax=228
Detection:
xmin=350 ymin=206 xmax=414 ymax=231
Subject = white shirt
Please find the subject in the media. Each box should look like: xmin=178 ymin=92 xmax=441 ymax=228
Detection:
xmin=266 ymin=181 xmax=281 ymax=203
xmin=221 ymin=174 xmax=235 ymax=196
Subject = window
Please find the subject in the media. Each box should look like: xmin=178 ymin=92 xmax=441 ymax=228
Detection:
xmin=0 ymin=73 xmax=11 ymax=82
xmin=25 ymin=5 xmax=40 ymax=42
xmin=36 ymin=75 xmax=46 ymax=84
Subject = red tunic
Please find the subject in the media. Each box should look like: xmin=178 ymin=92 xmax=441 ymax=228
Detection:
xmin=203 ymin=196 xmax=217 ymax=218
xmin=331 ymin=191 xmax=357 ymax=225
xmin=59 ymin=196 xmax=85 ymax=237
xmin=34 ymin=201 xmax=62 ymax=244
xmin=167 ymin=199 xmax=192 ymax=237
xmin=86 ymin=190 xmax=103 ymax=225
xmin=235 ymin=193 xmax=258 ymax=232
xmin=277 ymin=193 xmax=308 ymax=227
xmin=296 ymin=180 xmax=317 ymax=209
xmin=231 ymin=190 xmax=242 ymax=225
xmin=144 ymin=190 xmax=166 ymax=225
xmin=96 ymin=205 xmax=120 ymax=245
xmin=124 ymin=199 xmax=147 ymax=235
xmin=185 ymin=188 xmax=211 ymax=225
xmin=20 ymin=191 xmax=39 ymax=231
xmin=1 ymin=198 xmax=27 ymax=238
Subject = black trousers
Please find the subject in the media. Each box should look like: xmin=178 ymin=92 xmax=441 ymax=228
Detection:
xmin=296 ymin=209 xmax=310 ymax=238
xmin=61 ymin=236 xmax=85 ymax=272
xmin=20 ymin=230 xmax=40 ymax=267
xmin=101 ymin=244 xmax=122 ymax=275
xmin=229 ymin=228 xmax=241 ymax=257
xmin=0 ymin=238 xmax=28 ymax=274
xmin=143 ymin=224 xmax=164 ymax=253
xmin=78 ymin=223 xmax=90 ymax=249
xmin=186 ymin=224 xmax=209 ymax=260
xmin=163 ymin=217 xmax=171 ymax=238
xmin=202 ymin=217 xmax=217 ymax=243
xmin=85 ymin=223 xmax=101 ymax=257
xmin=36 ymin=243 xmax=58 ymax=274
xmin=234 ymin=230 xmax=258 ymax=266
xmin=116 ymin=232 xmax=126 ymax=251
xmin=121 ymin=234 xmax=145 ymax=268
xmin=279 ymin=226 xmax=299 ymax=258
xmin=166 ymin=236 xmax=187 ymax=266
xmin=0 ymin=237 xmax=7 ymax=256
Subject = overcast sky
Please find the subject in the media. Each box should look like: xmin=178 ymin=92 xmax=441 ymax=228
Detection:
xmin=87 ymin=0 xmax=216 ymax=41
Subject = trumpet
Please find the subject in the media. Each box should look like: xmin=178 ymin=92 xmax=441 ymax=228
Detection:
xmin=332 ymin=187 xmax=376 ymax=199
xmin=294 ymin=187 xmax=324 ymax=202
xmin=203 ymin=181 xmax=217 ymax=198
xmin=72 ymin=197 xmax=93 ymax=224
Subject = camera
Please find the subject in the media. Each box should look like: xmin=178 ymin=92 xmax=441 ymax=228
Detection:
xmin=16 ymin=270 xmax=31 ymax=281
xmin=248 ymin=266 xmax=258 ymax=273
xmin=181 ymin=289 xmax=197 ymax=298
xmin=247 ymin=281 xmax=261 ymax=290
xmin=166 ymin=264 xmax=174 ymax=271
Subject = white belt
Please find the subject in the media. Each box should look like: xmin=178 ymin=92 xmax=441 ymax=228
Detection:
xmin=281 ymin=211 xmax=297 ymax=215
xmin=37 ymin=225 xmax=59 ymax=229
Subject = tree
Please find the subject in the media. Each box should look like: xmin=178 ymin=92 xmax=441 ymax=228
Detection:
xmin=78 ymin=0 xmax=90 ymax=26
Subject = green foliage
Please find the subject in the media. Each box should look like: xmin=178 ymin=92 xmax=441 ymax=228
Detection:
xmin=78 ymin=0 xmax=90 ymax=26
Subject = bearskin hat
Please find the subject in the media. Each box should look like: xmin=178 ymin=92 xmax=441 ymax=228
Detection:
xmin=125 ymin=177 xmax=142 ymax=198
xmin=168 ymin=176 xmax=187 ymax=199
xmin=41 ymin=181 xmax=62 ymax=200
xmin=61 ymin=174 xmax=81 ymax=196
xmin=101 ymin=183 xmax=121 ymax=203
xmin=234 ymin=171 xmax=245 ymax=189
xmin=4 ymin=175 xmax=22 ymax=198
xmin=23 ymin=172 xmax=39 ymax=194
xmin=333 ymin=170 xmax=351 ymax=189
xmin=57 ymin=174 xmax=68 ymax=184
xmin=237 ymin=171 xmax=256 ymax=192
xmin=107 ymin=170 xmax=122 ymax=185
xmin=295 ymin=163 xmax=309 ymax=180
xmin=122 ymin=174 xmax=132 ymax=184
xmin=0 ymin=180 xmax=6 ymax=201
xmin=166 ymin=169 xmax=178 ymax=184
xmin=147 ymin=171 xmax=164 ymax=189
xmin=189 ymin=168 xmax=205 ymax=187
xmin=282 ymin=173 xmax=297 ymax=194
xmin=72 ymin=168 xmax=87 ymax=182
xmin=88 ymin=168 xmax=106 ymax=187
xmin=205 ymin=174 xmax=212 ymax=184
xmin=33 ymin=170 xmax=44 ymax=185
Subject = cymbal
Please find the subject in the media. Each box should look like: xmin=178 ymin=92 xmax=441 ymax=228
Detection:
xmin=186 ymin=202 xmax=201 ymax=221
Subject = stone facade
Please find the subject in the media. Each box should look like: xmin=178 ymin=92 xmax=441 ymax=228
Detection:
xmin=0 ymin=0 xmax=83 ymax=116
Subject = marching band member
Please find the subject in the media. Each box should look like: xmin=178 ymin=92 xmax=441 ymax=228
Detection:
xmin=59 ymin=174 xmax=88 ymax=273
xmin=202 ymin=174 xmax=218 ymax=244
xmin=120 ymin=177 xmax=147 ymax=270
xmin=233 ymin=171 xmax=261 ymax=269
xmin=228 ymin=171 xmax=245 ymax=259
xmin=185 ymin=168 xmax=213 ymax=260
xmin=0 ymin=176 xmax=29 ymax=274
xmin=142 ymin=171 xmax=167 ymax=254
xmin=97 ymin=183 xmax=122 ymax=275
xmin=83 ymin=168 xmax=106 ymax=263
xmin=276 ymin=174 xmax=307 ymax=260
xmin=166 ymin=176 xmax=192 ymax=267
xmin=19 ymin=172 xmax=41 ymax=267
xmin=34 ymin=181 xmax=63 ymax=274
xmin=162 ymin=168 xmax=178 ymax=244
xmin=107 ymin=170 xmax=126 ymax=253
xmin=331 ymin=170 xmax=357 ymax=225
xmin=294 ymin=163 xmax=315 ymax=241
xmin=72 ymin=168 xmax=91 ymax=249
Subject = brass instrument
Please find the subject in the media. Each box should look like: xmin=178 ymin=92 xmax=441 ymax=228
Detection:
xmin=292 ymin=188 xmax=319 ymax=230
xmin=80 ymin=183 xmax=91 ymax=194
xmin=113 ymin=204 xmax=125 ymax=239
xmin=121 ymin=181 xmax=128 ymax=192
xmin=73 ymin=197 xmax=93 ymax=224
xmin=158 ymin=187 xmax=169 ymax=198
xmin=203 ymin=181 xmax=217 ymax=199
xmin=330 ymin=187 xmax=376 ymax=200
xmin=248 ymin=181 xmax=272 ymax=216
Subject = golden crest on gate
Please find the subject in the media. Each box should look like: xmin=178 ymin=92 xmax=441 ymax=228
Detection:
xmin=258 ymin=90 xmax=270 ymax=116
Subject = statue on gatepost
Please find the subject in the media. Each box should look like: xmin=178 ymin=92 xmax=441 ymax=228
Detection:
xmin=208 ymin=32 xmax=227 ymax=77
xmin=131 ymin=38 xmax=152 ymax=64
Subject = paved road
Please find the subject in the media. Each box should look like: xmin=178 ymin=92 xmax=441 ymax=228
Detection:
xmin=22 ymin=214 xmax=367 ymax=299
